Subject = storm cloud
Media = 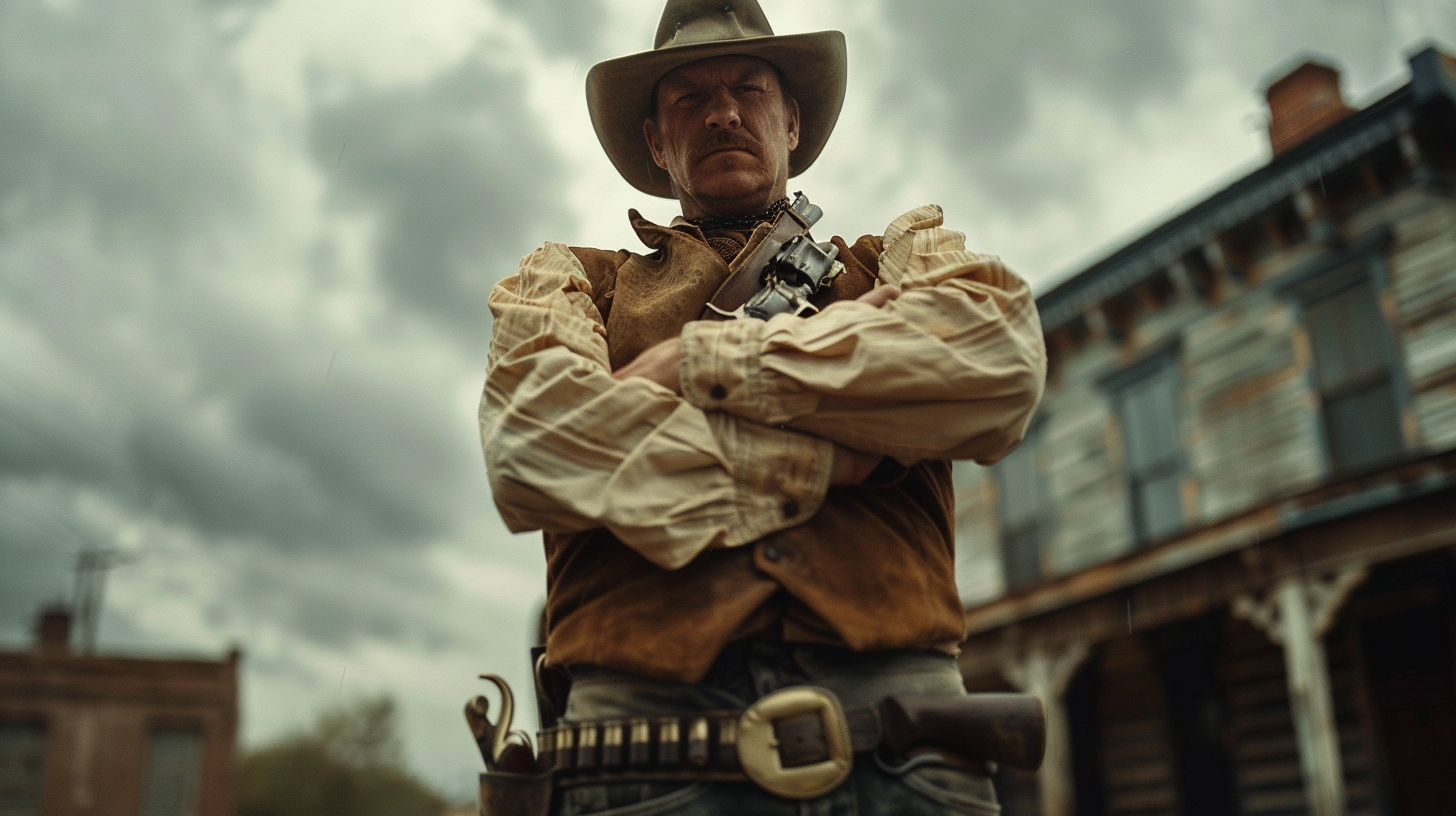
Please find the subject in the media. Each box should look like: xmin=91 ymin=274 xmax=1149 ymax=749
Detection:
xmin=869 ymin=0 xmax=1442 ymax=221
xmin=0 ymin=0 xmax=561 ymax=794
xmin=494 ymin=0 xmax=611 ymax=60
xmin=309 ymin=45 xmax=569 ymax=340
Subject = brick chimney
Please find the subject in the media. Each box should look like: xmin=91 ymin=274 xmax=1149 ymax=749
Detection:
xmin=1265 ymin=60 xmax=1355 ymax=156
xmin=35 ymin=604 xmax=72 ymax=654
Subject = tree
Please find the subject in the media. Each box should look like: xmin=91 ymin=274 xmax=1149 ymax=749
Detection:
xmin=237 ymin=695 xmax=450 ymax=816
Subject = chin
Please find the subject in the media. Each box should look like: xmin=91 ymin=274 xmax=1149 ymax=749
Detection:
xmin=691 ymin=173 xmax=776 ymax=209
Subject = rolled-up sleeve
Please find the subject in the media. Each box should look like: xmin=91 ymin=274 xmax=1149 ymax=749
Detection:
xmin=481 ymin=242 xmax=832 ymax=570
xmin=678 ymin=206 xmax=1046 ymax=466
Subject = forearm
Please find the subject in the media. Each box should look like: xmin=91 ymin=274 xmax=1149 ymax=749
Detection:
xmin=678 ymin=210 xmax=1046 ymax=465
xmin=482 ymin=243 xmax=833 ymax=569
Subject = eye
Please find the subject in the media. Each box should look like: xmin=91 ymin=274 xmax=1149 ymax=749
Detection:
xmin=673 ymin=92 xmax=705 ymax=107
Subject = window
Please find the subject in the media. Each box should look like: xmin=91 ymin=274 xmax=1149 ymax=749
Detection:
xmin=1114 ymin=359 xmax=1186 ymax=545
xmin=996 ymin=428 xmax=1046 ymax=590
xmin=0 ymin=723 xmax=47 ymax=816
xmin=140 ymin=730 xmax=203 ymax=816
xmin=1303 ymin=273 xmax=1404 ymax=471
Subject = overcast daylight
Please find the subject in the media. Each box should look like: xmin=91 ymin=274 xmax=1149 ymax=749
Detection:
xmin=3 ymin=0 xmax=1456 ymax=802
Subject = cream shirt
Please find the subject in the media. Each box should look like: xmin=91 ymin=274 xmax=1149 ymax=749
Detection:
xmin=480 ymin=205 xmax=1046 ymax=571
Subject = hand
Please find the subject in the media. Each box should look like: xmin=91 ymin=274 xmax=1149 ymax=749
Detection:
xmin=856 ymin=284 xmax=901 ymax=308
xmin=830 ymin=443 xmax=882 ymax=486
xmin=611 ymin=287 xmax=896 ymax=398
xmin=612 ymin=337 xmax=682 ymax=392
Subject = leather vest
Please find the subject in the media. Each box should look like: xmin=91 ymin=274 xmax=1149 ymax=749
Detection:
xmin=540 ymin=211 xmax=967 ymax=683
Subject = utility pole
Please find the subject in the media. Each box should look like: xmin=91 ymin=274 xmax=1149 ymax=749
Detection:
xmin=72 ymin=549 xmax=136 ymax=654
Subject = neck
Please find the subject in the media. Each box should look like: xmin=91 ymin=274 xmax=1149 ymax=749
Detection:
xmin=675 ymin=183 xmax=789 ymax=221
xmin=686 ymin=198 xmax=791 ymax=233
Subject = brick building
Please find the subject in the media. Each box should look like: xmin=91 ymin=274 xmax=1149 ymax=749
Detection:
xmin=0 ymin=608 xmax=239 ymax=816
xmin=953 ymin=48 xmax=1456 ymax=816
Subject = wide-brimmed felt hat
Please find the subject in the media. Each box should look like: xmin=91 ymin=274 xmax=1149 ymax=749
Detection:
xmin=586 ymin=0 xmax=847 ymax=198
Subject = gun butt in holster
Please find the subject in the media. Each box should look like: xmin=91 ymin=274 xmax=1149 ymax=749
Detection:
xmin=879 ymin=692 xmax=1046 ymax=772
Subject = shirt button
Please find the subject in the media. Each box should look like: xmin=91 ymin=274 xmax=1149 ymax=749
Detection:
xmin=782 ymin=500 xmax=799 ymax=519
xmin=710 ymin=384 xmax=727 ymax=400
xmin=763 ymin=545 xmax=781 ymax=563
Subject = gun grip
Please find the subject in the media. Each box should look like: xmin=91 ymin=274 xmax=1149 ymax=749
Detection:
xmin=879 ymin=693 xmax=1047 ymax=771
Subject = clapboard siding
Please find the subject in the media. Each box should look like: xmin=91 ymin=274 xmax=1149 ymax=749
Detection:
xmin=1387 ymin=195 xmax=1456 ymax=460
xmin=1098 ymin=637 xmax=1180 ymax=816
xmin=1327 ymin=626 xmax=1387 ymax=816
xmin=1222 ymin=619 xmax=1307 ymax=816
xmin=1184 ymin=294 xmax=1325 ymax=522
xmin=954 ymin=463 xmax=1005 ymax=606
xmin=1044 ymin=399 xmax=1132 ymax=574
xmin=1387 ymin=196 xmax=1456 ymax=322
xmin=1216 ymin=617 xmax=1388 ymax=816
xmin=957 ymin=189 xmax=1453 ymax=590
xmin=957 ymin=78 xmax=1456 ymax=602
xmin=1391 ymin=232 xmax=1456 ymax=325
xmin=1403 ymin=309 xmax=1456 ymax=386
xmin=1193 ymin=374 xmax=1324 ymax=521
xmin=1415 ymin=382 xmax=1456 ymax=450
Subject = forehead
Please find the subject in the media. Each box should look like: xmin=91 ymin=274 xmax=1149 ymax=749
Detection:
xmin=657 ymin=55 xmax=781 ymax=91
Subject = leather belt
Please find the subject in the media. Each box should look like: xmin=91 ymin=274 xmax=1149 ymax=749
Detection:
xmin=540 ymin=686 xmax=985 ymax=800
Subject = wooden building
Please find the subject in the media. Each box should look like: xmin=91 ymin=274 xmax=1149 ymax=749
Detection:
xmin=0 ymin=608 xmax=238 ymax=816
xmin=953 ymin=48 xmax=1456 ymax=816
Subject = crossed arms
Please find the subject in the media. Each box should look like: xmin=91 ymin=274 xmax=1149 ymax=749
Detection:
xmin=479 ymin=205 xmax=1046 ymax=570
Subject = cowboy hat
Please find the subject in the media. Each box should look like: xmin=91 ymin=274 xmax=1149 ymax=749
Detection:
xmin=585 ymin=0 xmax=847 ymax=198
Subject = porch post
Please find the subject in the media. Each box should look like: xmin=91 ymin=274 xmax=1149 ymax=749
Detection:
xmin=1278 ymin=576 xmax=1346 ymax=816
xmin=1005 ymin=641 xmax=1089 ymax=816
xmin=1234 ymin=566 xmax=1365 ymax=816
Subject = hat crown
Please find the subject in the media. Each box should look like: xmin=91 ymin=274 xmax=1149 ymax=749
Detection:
xmin=654 ymin=0 xmax=774 ymax=50
xmin=587 ymin=0 xmax=845 ymax=197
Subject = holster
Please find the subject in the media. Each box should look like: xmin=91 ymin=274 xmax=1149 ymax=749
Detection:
xmin=478 ymin=770 xmax=552 ymax=816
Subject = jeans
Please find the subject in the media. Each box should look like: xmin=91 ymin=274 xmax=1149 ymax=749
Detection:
xmin=554 ymin=641 xmax=1000 ymax=816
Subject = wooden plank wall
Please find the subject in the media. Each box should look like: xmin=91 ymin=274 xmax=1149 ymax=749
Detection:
xmin=1097 ymin=637 xmax=1179 ymax=816
xmin=1326 ymin=631 xmax=1383 ymax=816
xmin=1221 ymin=618 xmax=1306 ymax=816
xmin=953 ymin=462 xmax=1006 ymax=606
xmin=1182 ymin=292 xmax=1326 ymax=523
xmin=1219 ymin=616 xmax=1386 ymax=816
xmin=1042 ymin=390 xmax=1132 ymax=574
xmin=959 ymin=186 xmax=1456 ymax=593
xmin=1388 ymin=196 xmax=1456 ymax=451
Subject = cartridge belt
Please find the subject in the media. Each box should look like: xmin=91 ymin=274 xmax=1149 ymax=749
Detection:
xmin=539 ymin=686 xmax=992 ymax=800
xmin=540 ymin=712 xmax=749 ymax=786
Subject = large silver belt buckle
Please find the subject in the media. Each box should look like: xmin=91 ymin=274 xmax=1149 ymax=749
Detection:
xmin=736 ymin=686 xmax=853 ymax=799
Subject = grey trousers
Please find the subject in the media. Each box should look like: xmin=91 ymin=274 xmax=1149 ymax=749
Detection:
xmin=556 ymin=641 xmax=1000 ymax=816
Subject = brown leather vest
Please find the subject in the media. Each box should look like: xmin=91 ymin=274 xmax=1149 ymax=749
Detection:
xmin=541 ymin=211 xmax=967 ymax=683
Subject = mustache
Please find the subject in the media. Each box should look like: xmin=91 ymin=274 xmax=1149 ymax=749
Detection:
xmin=693 ymin=131 xmax=760 ymax=162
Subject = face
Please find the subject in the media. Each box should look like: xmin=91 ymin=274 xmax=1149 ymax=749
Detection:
xmin=644 ymin=55 xmax=800 ymax=218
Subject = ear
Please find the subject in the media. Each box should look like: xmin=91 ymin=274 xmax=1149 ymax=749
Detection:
xmin=643 ymin=119 xmax=669 ymax=170
xmin=785 ymin=97 xmax=801 ymax=152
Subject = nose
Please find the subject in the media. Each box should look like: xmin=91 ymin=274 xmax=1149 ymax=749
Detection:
xmin=704 ymin=88 xmax=741 ymax=130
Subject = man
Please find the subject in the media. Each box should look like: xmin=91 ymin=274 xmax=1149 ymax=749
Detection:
xmin=480 ymin=1 xmax=1045 ymax=812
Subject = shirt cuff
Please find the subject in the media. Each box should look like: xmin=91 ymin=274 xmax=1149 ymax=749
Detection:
xmin=711 ymin=415 xmax=834 ymax=547
xmin=679 ymin=318 xmax=817 ymax=425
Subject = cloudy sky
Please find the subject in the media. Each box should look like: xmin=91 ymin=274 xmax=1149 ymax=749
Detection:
xmin=2 ymin=0 xmax=1453 ymax=798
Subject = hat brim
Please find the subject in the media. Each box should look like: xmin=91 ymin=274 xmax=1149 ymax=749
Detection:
xmin=585 ymin=30 xmax=847 ymax=198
